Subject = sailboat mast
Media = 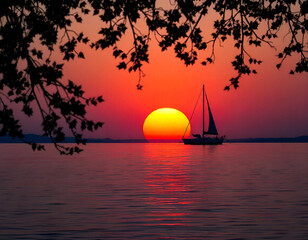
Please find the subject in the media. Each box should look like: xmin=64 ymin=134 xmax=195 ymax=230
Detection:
xmin=202 ymin=84 xmax=204 ymax=138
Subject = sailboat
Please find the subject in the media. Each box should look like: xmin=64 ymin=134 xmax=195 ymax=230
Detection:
xmin=183 ymin=84 xmax=224 ymax=145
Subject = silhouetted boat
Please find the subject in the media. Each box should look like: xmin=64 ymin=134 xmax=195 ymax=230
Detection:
xmin=183 ymin=85 xmax=224 ymax=145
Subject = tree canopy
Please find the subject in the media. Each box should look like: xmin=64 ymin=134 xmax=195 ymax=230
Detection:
xmin=1 ymin=0 xmax=307 ymax=154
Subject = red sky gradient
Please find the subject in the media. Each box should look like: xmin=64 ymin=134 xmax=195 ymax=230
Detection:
xmin=19 ymin=7 xmax=308 ymax=140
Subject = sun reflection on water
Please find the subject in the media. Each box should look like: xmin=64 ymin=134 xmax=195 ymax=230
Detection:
xmin=142 ymin=144 xmax=196 ymax=226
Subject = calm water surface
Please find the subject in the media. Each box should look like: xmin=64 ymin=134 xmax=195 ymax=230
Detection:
xmin=0 ymin=143 xmax=307 ymax=239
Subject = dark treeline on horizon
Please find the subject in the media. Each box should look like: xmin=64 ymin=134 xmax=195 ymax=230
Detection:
xmin=1 ymin=134 xmax=307 ymax=144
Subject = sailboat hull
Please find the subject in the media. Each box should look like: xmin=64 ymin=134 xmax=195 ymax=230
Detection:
xmin=183 ymin=137 xmax=224 ymax=145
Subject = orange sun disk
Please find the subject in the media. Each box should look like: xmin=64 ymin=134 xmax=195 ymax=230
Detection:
xmin=143 ymin=108 xmax=191 ymax=140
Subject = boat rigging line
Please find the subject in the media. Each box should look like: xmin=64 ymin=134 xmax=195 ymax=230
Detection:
xmin=182 ymin=87 xmax=203 ymax=139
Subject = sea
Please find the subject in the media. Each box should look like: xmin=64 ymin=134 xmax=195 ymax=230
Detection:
xmin=0 ymin=143 xmax=307 ymax=240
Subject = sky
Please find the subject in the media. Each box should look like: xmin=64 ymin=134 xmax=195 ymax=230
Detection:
xmin=20 ymin=4 xmax=308 ymax=140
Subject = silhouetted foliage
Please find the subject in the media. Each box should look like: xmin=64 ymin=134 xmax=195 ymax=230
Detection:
xmin=0 ymin=0 xmax=104 ymax=154
xmin=1 ymin=0 xmax=307 ymax=153
xmin=88 ymin=0 xmax=307 ymax=89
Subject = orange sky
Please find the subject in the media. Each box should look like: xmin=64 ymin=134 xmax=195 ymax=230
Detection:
xmin=20 ymin=6 xmax=308 ymax=140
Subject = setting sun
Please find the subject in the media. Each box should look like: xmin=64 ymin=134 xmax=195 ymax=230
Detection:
xmin=143 ymin=108 xmax=191 ymax=140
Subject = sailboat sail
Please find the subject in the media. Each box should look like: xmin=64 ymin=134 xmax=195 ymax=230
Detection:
xmin=204 ymin=90 xmax=218 ymax=135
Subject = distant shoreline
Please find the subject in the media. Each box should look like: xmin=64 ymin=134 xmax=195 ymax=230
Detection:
xmin=0 ymin=134 xmax=308 ymax=143
xmin=225 ymin=136 xmax=308 ymax=143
